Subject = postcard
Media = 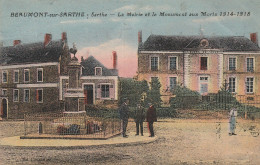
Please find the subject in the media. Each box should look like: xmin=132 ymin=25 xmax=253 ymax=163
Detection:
xmin=0 ymin=0 xmax=260 ymax=164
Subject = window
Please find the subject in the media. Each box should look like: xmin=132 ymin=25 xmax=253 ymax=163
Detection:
xmin=14 ymin=70 xmax=19 ymax=83
xmin=228 ymin=77 xmax=236 ymax=93
xmin=229 ymin=58 xmax=236 ymax=71
xmin=24 ymin=69 xmax=30 ymax=82
xmin=37 ymin=68 xmax=43 ymax=82
xmin=200 ymin=77 xmax=208 ymax=81
xmin=199 ymin=76 xmax=208 ymax=95
xmin=247 ymin=58 xmax=254 ymax=72
xmin=2 ymin=70 xmax=7 ymax=83
xmin=246 ymin=77 xmax=254 ymax=93
xmin=169 ymin=77 xmax=177 ymax=90
xmin=2 ymin=89 xmax=7 ymax=96
xmin=169 ymin=57 xmax=177 ymax=70
xmin=101 ymin=84 xmax=110 ymax=98
xmin=95 ymin=67 xmax=102 ymax=76
xmin=200 ymin=57 xmax=208 ymax=70
xmin=151 ymin=57 xmax=159 ymax=71
xmin=24 ymin=89 xmax=30 ymax=102
xmin=13 ymin=89 xmax=19 ymax=102
xmin=36 ymin=89 xmax=43 ymax=103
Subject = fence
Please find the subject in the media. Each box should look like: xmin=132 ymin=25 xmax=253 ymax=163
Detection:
xmin=23 ymin=111 xmax=121 ymax=139
xmin=171 ymin=93 xmax=238 ymax=110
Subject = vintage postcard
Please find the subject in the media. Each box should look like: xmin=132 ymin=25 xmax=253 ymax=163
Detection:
xmin=0 ymin=0 xmax=260 ymax=164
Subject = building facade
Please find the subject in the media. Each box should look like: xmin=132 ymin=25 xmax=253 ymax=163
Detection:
xmin=0 ymin=33 xmax=119 ymax=119
xmin=137 ymin=32 xmax=260 ymax=106
xmin=80 ymin=55 xmax=119 ymax=105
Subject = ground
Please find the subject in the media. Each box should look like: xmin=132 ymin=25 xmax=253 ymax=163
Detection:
xmin=0 ymin=118 xmax=259 ymax=165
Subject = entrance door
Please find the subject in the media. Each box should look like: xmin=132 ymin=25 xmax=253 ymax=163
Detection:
xmin=1 ymin=99 xmax=7 ymax=118
xmin=84 ymin=85 xmax=94 ymax=104
xmin=199 ymin=76 xmax=209 ymax=95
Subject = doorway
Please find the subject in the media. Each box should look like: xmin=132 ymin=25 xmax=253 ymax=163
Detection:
xmin=1 ymin=99 xmax=7 ymax=118
xmin=84 ymin=85 xmax=94 ymax=104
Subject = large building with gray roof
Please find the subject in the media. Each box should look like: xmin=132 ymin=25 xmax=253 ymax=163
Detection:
xmin=137 ymin=32 xmax=260 ymax=106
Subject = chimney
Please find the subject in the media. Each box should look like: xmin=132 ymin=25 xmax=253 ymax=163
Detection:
xmin=112 ymin=51 xmax=117 ymax=69
xmin=250 ymin=33 xmax=258 ymax=45
xmin=138 ymin=31 xmax=142 ymax=44
xmin=61 ymin=32 xmax=67 ymax=42
xmin=13 ymin=40 xmax=21 ymax=46
xmin=44 ymin=33 xmax=52 ymax=47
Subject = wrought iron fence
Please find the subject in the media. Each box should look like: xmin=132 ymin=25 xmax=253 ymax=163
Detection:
xmin=23 ymin=111 xmax=121 ymax=139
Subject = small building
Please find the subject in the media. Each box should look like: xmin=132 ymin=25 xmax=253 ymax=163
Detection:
xmin=80 ymin=55 xmax=119 ymax=105
xmin=137 ymin=31 xmax=260 ymax=106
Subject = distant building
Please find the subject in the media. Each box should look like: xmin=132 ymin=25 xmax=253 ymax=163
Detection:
xmin=0 ymin=33 xmax=119 ymax=119
xmin=137 ymin=31 xmax=260 ymax=106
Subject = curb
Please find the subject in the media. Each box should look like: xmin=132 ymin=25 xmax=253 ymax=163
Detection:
xmin=0 ymin=135 xmax=158 ymax=149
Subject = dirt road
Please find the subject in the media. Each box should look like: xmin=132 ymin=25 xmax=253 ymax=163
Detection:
xmin=0 ymin=119 xmax=259 ymax=164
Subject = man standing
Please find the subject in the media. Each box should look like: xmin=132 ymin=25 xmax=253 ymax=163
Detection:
xmin=119 ymin=98 xmax=129 ymax=137
xmin=146 ymin=103 xmax=157 ymax=137
xmin=134 ymin=103 xmax=145 ymax=136
xmin=229 ymin=108 xmax=237 ymax=136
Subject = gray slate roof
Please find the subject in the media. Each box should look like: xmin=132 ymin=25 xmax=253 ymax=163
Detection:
xmin=81 ymin=56 xmax=118 ymax=76
xmin=0 ymin=40 xmax=64 ymax=65
xmin=139 ymin=35 xmax=260 ymax=51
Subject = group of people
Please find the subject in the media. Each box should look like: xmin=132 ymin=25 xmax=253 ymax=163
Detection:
xmin=119 ymin=98 xmax=239 ymax=137
xmin=119 ymin=98 xmax=157 ymax=138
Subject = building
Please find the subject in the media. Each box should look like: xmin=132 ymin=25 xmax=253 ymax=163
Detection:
xmin=80 ymin=54 xmax=119 ymax=105
xmin=0 ymin=33 xmax=70 ymax=119
xmin=0 ymin=33 xmax=119 ymax=119
xmin=137 ymin=31 xmax=260 ymax=106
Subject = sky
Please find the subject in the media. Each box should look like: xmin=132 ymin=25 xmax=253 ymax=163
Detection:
xmin=0 ymin=0 xmax=260 ymax=77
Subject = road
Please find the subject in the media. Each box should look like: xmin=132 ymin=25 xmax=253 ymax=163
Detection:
xmin=0 ymin=119 xmax=259 ymax=165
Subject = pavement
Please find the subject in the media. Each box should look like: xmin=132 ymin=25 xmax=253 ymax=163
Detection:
xmin=0 ymin=132 xmax=157 ymax=148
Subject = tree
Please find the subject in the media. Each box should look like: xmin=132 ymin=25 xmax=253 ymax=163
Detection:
xmin=119 ymin=78 xmax=149 ymax=106
xmin=146 ymin=77 xmax=162 ymax=108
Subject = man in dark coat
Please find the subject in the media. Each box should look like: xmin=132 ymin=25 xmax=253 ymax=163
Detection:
xmin=146 ymin=103 xmax=157 ymax=137
xmin=119 ymin=98 xmax=129 ymax=137
xmin=134 ymin=103 xmax=145 ymax=136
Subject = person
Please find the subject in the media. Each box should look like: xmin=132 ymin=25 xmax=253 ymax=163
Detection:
xmin=229 ymin=108 xmax=237 ymax=136
xmin=146 ymin=103 xmax=157 ymax=137
xmin=119 ymin=98 xmax=129 ymax=137
xmin=134 ymin=103 xmax=145 ymax=136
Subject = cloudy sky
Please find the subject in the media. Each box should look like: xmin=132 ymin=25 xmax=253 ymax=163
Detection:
xmin=0 ymin=0 xmax=260 ymax=77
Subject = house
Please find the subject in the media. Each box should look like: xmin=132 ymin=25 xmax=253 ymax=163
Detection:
xmin=137 ymin=31 xmax=260 ymax=106
xmin=80 ymin=54 xmax=119 ymax=105
xmin=0 ymin=32 xmax=71 ymax=119
xmin=0 ymin=33 xmax=120 ymax=119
